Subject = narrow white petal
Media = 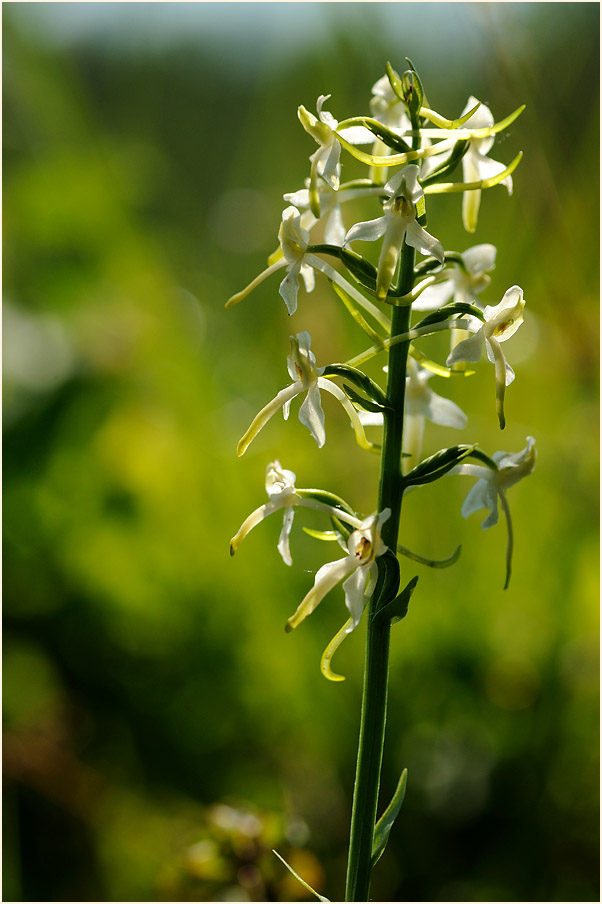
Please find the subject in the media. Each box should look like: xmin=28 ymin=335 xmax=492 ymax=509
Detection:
xmin=298 ymin=384 xmax=326 ymax=447
xmin=342 ymin=566 xmax=369 ymax=628
xmin=425 ymin=391 xmax=468 ymax=429
xmin=286 ymin=556 xmax=357 ymax=631
xmin=237 ymin=383 xmax=303 ymax=456
xmin=344 ymin=215 xmax=388 ymax=246
xmin=277 ymin=507 xmax=295 ymax=566
xmin=412 ymin=278 xmax=456 ymax=312
xmin=230 ymin=501 xmax=280 ymax=554
xmin=404 ymin=219 xmax=444 ymax=263
xmin=446 ymin=329 xmax=484 ymax=366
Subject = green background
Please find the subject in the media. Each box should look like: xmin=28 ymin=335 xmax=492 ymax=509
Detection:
xmin=3 ymin=3 xmax=599 ymax=901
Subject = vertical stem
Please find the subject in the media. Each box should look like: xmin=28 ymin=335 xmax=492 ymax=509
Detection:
xmin=345 ymin=245 xmax=415 ymax=902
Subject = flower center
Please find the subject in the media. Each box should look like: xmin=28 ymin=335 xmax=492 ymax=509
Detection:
xmin=493 ymin=317 xmax=513 ymax=337
xmin=355 ymin=537 xmax=373 ymax=564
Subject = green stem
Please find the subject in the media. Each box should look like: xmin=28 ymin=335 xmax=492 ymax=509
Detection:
xmin=345 ymin=244 xmax=415 ymax=902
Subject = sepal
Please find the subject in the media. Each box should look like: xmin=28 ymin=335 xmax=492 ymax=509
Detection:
xmin=371 ymin=768 xmax=408 ymax=867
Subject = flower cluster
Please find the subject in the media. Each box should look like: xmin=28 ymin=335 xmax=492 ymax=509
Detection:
xmin=227 ymin=62 xmax=534 ymax=678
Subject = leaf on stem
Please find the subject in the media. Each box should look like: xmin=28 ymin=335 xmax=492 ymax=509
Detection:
xmin=403 ymin=444 xmax=477 ymax=488
xmin=373 ymin=575 xmax=419 ymax=626
xmin=414 ymin=302 xmax=485 ymax=330
xmin=371 ymin=768 xmax=408 ymax=867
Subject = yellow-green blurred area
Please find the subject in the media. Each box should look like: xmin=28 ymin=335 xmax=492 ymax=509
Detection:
xmin=2 ymin=2 xmax=599 ymax=901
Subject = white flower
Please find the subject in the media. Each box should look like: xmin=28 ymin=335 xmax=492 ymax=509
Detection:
xmin=286 ymin=509 xmax=390 ymax=632
xmin=226 ymin=206 xmax=314 ymax=315
xmin=284 ymin=181 xmax=383 ymax=247
xmin=460 ymin=96 xmax=514 ymax=233
xmin=452 ymin=437 xmax=536 ymax=588
xmin=403 ymin=358 xmax=467 ymax=471
xmin=344 ymin=164 xmax=444 ymax=300
xmin=413 ymin=244 xmax=497 ymax=311
xmin=446 ymin=285 xmax=525 ymax=428
xmin=237 ymin=332 xmax=376 ymax=455
xmin=298 ymin=95 xmax=343 ymax=193
xmin=229 ymin=461 xmax=363 ymax=566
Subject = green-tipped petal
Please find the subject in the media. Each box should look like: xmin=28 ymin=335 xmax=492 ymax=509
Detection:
xmin=237 ymin=383 xmax=302 ymax=456
xmin=226 ymin=260 xmax=286 ymax=308
xmin=424 ymin=152 xmax=523 ymax=195
xmin=285 ymin=556 xmax=357 ymax=632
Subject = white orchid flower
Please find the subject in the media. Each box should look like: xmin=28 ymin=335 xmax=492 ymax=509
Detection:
xmin=237 ymin=331 xmax=377 ymax=455
xmin=460 ymin=96 xmax=514 ymax=233
xmin=284 ymin=181 xmax=384 ymax=247
xmin=298 ymin=95 xmax=372 ymax=216
xmin=358 ymin=359 xmax=467 ymax=472
xmin=227 ymin=205 xmax=392 ymax=332
xmin=226 ymin=206 xmax=314 ymax=315
xmin=298 ymin=94 xmax=344 ymax=195
xmin=452 ymin=437 xmax=536 ymax=588
xmin=403 ymin=358 xmax=468 ymax=471
xmin=286 ymin=509 xmax=390 ymax=632
xmin=446 ymin=285 xmax=525 ymax=428
xmin=229 ymin=461 xmax=364 ymax=566
xmin=413 ymin=244 xmax=497 ymax=311
xmin=344 ymin=164 xmax=444 ymax=300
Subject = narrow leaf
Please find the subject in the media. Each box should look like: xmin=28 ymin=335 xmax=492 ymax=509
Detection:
xmin=322 ymin=363 xmax=389 ymax=408
xmin=373 ymin=575 xmax=418 ymax=626
xmin=343 ymin=383 xmax=387 ymax=413
xmin=415 ymin=302 xmax=485 ymax=330
xmin=372 ymin=769 xmax=408 ymax=867
xmin=403 ymin=444 xmax=477 ymax=488
xmin=296 ymin=488 xmax=357 ymax=518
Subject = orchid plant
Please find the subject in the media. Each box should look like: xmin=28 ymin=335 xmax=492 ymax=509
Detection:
xmin=226 ymin=61 xmax=535 ymax=902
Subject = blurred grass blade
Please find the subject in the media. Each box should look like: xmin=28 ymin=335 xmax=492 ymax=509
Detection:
xmin=272 ymin=849 xmax=330 ymax=901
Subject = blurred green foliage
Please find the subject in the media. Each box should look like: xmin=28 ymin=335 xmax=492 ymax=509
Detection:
xmin=3 ymin=3 xmax=599 ymax=901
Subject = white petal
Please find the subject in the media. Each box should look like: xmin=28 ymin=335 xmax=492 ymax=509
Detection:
xmin=324 ymin=205 xmax=346 ymax=245
xmin=461 ymin=477 xmax=499 ymax=527
xmin=446 ymin=329 xmax=484 ymax=365
xmin=279 ymin=267 xmax=301 ymax=315
xmin=344 ymin=215 xmax=388 ymax=246
xmin=404 ymin=219 xmax=444 ymax=263
xmin=298 ymin=383 xmax=326 ymax=447
xmin=412 ymin=278 xmax=456 ymax=312
xmin=342 ymin=565 xmax=369 ymax=628
xmin=425 ymin=391 xmax=468 ymax=429
xmin=277 ymin=507 xmax=295 ymax=566
xmin=462 ymin=243 xmax=497 ymax=276
xmin=286 ymin=555 xmax=357 ymax=631
xmin=237 ymin=383 xmax=302 ymax=456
